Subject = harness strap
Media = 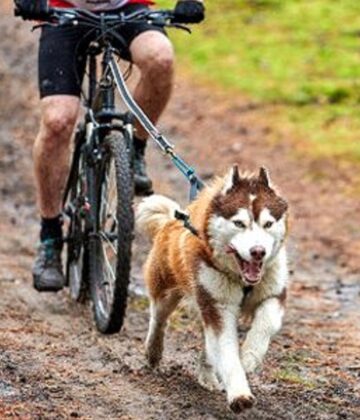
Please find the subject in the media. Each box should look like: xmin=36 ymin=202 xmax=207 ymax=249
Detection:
xmin=174 ymin=209 xmax=199 ymax=237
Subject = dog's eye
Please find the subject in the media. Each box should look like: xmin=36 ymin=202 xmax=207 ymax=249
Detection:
xmin=264 ymin=221 xmax=274 ymax=229
xmin=234 ymin=220 xmax=246 ymax=229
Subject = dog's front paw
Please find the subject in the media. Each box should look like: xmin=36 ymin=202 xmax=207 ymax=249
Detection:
xmin=145 ymin=341 xmax=163 ymax=368
xmin=229 ymin=394 xmax=255 ymax=413
xmin=145 ymin=350 xmax=161 ymax=368
xmin=241 ymin=351 xmax=261 ymax=373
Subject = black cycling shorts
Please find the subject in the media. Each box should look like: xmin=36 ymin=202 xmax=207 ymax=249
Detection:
xmin=38 ymin=4 xmax=166 ymax=98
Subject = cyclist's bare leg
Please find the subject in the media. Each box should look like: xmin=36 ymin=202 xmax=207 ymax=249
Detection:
xmin=130 ymin=30 xmax=175 ymax=140
xmin=33 ymin=95 xmax=80 ymax=218
xmin=32 ymin=95 xmax=79 ymax=291
xmin=129 ymin=31 xmax=174 ymax=194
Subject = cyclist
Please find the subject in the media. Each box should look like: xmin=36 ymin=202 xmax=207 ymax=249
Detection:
xmin=14 ymin=0 xmax=205 ymax=292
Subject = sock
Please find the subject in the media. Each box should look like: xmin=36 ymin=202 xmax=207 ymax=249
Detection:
xmin=40 ymin=215 xmax=63 ymax=242
xmin=133 ymin=136 xmax=147 ymax=153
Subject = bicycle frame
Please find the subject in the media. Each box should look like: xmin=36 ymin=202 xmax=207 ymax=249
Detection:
xmin=60 ymin=8 xmax=204 ymax=207
xmin=63 ymin=42 xmax=132 ymax=210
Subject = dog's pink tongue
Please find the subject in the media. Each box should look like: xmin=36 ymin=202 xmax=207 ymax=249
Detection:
xmin=244 ymin=261 xmax=262 ymax=282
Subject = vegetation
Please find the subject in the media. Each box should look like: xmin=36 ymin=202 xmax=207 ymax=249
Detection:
xmin=159 ymin=0 xmax=360 ymax=163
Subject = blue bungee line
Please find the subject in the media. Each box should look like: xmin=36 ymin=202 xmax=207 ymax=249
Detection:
xmin=169 ymin=151 xmax=205 ymax=201
xmin=109 ymin=57 xmax=205 ymax=202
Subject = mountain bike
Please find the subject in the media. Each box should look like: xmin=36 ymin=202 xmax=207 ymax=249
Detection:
xmin=35 ymin=7 xmax=204 ymax=334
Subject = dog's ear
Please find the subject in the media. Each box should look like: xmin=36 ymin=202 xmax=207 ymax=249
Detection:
xmin=222 ymin=164 xmax=241 ymax=194
xmin=259 ymin=167 xmax=271 ymax=188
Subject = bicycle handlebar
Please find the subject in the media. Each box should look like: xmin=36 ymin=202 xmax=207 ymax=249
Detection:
xmin=34 ymin=7 xmax=190 ymax=33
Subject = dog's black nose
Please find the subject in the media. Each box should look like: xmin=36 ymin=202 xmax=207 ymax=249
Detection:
xmin=250 ymin=246 xmax=266 ymax=261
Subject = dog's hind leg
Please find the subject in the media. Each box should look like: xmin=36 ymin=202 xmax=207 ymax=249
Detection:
xmin=145 ymin=290 xmax=181 ymax=368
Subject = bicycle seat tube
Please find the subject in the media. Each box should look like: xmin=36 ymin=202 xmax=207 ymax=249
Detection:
xmin=87 ymin=43 xmax=98 ymax=109
xmin=100 ymin=44 xmax=115 ymax=114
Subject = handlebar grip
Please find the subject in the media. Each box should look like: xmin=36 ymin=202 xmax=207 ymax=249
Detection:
xmin=14 ymin=6 xmax=54 ymax=21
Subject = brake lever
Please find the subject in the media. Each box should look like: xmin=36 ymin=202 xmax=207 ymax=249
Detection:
xmin=32 ymin=12 xmax=80 ymax=32
xmin=149 ymin=17 xmax=191 ymax=33
xmin=168 ymin=23 xmax=191 ymax=33
xmin=32 ymin=22 xmax=57 ymax=31
xmin=31 ymin=19 xmax=77 ymax=31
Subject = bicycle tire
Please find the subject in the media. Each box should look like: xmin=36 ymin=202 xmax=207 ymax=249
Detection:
xmin=64 ymin=127 xmax=88 ymax=302
xmin=87 ymin=132 xmax=134 ymax=334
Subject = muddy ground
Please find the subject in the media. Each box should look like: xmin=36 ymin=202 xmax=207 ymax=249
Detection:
xmin=0 ymin=2 xmax=359 ymax=419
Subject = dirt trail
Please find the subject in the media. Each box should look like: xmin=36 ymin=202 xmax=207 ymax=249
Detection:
xmin=0 ymin=3 xmax=359 ymax=419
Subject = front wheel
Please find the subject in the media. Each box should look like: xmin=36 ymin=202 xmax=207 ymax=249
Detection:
xmin=87 ymin=132 xmax=134 ymax=334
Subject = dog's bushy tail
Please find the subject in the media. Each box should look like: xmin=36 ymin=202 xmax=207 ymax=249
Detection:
xmin=136 ymin=194 xmax=180 ymax=239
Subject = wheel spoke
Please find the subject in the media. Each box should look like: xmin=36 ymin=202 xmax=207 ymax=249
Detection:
xmin=100 ymin=231 xmax=117 ymax=255
xmin=100 ymin=238 xmax=116 ymax=312
xmin=101 ymin=160 xmax=118 ymax=227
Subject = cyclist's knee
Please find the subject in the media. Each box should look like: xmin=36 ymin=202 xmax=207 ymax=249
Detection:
xmin=150 ymin=42 xmax=174 ymax=74
xmin=131 ymin=32 xmax=174 ymax=77
xmin=41 ymin=96 xmax=79 ymax=140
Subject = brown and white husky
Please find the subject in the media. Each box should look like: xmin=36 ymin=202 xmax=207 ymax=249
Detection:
xmin=136 ymin=165 xmax=289 ymax=413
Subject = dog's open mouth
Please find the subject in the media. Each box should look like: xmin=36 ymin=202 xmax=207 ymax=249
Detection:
xmin=226 ymin=245 xmax=263 ymax=284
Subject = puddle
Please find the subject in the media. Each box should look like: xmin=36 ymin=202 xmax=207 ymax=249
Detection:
xmin=0 ymin=380 xmax=19 ymax=398
xmin=296 ymin=256 xmax=360 ymax=314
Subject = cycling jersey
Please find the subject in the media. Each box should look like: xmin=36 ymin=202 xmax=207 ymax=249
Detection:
xmin=50 ymin=0 xmax=154 ymax=11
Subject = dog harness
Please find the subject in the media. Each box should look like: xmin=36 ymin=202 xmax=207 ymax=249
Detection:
xmin=174 ymin=210 xmax=199 ymax=236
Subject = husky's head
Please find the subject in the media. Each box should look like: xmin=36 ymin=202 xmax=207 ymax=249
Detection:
xmin=207 ymin=165 xmax=288 ymax=286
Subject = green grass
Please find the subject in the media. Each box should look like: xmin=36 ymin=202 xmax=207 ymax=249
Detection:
xmin=274 ymin=351 xmax=319 ymax=389
xmin=275 ymin=368 xmax=316 ymax=388
xmin=158 ymin=0 xmax=360 ymax=163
